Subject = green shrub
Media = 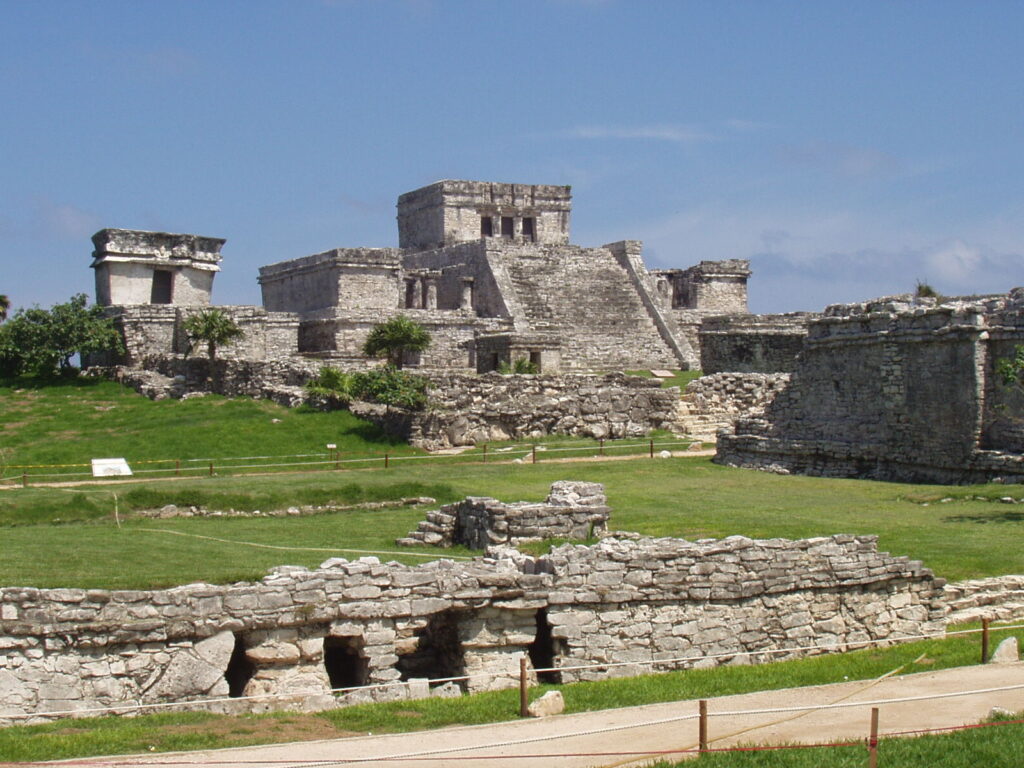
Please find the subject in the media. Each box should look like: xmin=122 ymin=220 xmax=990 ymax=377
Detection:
xmin=305 ymin=367 xmax=355 ymax=405
xmin=498 ymin=357 xmax=539 ymax=374
xmin=351 ymin=365 xmax=428 ymax=410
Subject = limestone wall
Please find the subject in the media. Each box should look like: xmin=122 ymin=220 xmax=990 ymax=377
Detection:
xmin=699 ymin=313 xmax=812 ymax=374
xmin=0 ymin=502 xmax=946 ymax=723
xmin=99 ymin=306 xmax=301 ymax=366
xmin=676 ymin=373 xmax=791 ymax=442
xmin=716 ymin=292 xmax=1024 ymax=483
xmin=945 ymin=575 xmax=1024 ymax=624
xmin=354 ymin=372 xmax=681 ymax=450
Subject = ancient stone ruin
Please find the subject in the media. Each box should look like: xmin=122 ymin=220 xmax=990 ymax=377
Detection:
xmin=0 ymin=483 xmax=946 ymax=724
xmin=397 ymin=480 xmax=610 ymax=548
xmin=89 ymin=179 xmax=808 ymax=376
xmin=717 ymin=290 xmax=1024 ymax=483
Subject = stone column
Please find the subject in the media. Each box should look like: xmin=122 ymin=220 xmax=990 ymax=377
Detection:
xmin=460 ymin=277 xmax=475 ymax=311
xmin=423 ymin=277 xmax=438 ymax=310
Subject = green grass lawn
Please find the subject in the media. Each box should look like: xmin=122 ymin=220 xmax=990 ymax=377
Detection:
xmin=0 ymin=376 xmax=417 ymax=480
xmin=627 ymin=368 xmax=704 ymax=391
xmin=3 ymin=456 xmax=1024 ymax=587
xmin=2 ymin=623 xmax=1019 ymax=763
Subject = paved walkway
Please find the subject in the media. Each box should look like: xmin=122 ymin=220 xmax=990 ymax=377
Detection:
xmin=59 ymin=662 xmax=1024 ymax=768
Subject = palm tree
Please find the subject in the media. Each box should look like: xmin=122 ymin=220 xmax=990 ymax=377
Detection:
xmin=183 ymin=308 xmax=244 ymax=360
xmin=362 ymin=315 xmax=431 ymax=369
xmin=0 ymin=295 xmax=9 ymax=322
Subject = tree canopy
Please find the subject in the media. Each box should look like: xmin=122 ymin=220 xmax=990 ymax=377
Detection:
xmin=362 ymin=315 xmax=431 ymax=369
xmin=183 ymin=309 xmax=245 ymax=360
xmin=0 ymin=294 xmax=123 ymax=377
xmin=0 ymin=295 xmax=9 ymax=321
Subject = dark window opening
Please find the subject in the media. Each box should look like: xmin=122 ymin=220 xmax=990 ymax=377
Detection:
xmin=481 ymin=216 xmax=493 ymax=237
xmin=522 ymin=217 xmax=535 ymax=242
xmin=405 ymin=280 xmax=418 ymax=308
xmin=150 ymin=270 xmax=173 ymax=304
xmin=528 ymin=609 xmax=561 ymax=684
xmin=224 ymin=633 xmax=255 ymax=698
xmin=500 ymin=216 xmax=514 ymax=237
xmin=529 ymin=350 xmax=542 ymax=369
xmin=324 ymin=636 xmax=369 ymax=691
xmin=396 ymin=611 xmax=465 ymax=688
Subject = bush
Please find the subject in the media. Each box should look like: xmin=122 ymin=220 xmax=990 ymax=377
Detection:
xmin=352 ymin=365 xmax=428 ymax=410
xmin=0 ymin=294 xmax=122 ymax=377
xmin=498 ymin=357 xmax=539 ymax=374
xmin=305 ymin=367 xmax=355 ymax=405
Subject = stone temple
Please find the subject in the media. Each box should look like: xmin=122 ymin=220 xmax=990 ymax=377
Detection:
xmin=93 ymin=180 xmax=793 ymax=373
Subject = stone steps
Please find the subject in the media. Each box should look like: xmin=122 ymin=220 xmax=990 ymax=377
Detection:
xmin=503 ymin=248 xmax=678 ymax=371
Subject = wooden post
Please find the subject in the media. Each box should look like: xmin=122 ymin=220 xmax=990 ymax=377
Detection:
xmin=334 ymin=450 xmax=340 ymax=470
xmin=482 ymin=444 xmax=487 ymax=463
xmin=532 ymin=445 xmax=537 ymax=464
xmin=21 ymin=473 xmax=27 ymax=488
xmin=175 ymin=460 xmax=181 ymax=477
xmin=982 ymin=618 xmax=990 ymax=663
xmin=519 ymin=656 xmax=529 ymax=717
xmin=208 ymin=461 xmax=214 ymax=477
xmin=649 ymin=439 xmax=654 ymax=458
xmin=698 ymin=699 xmax=708 ymax=753
xmin=867 ymin=707 xmax=879 ymax=768
xmin=599 ymin=438 xmax=605 ymax=456
xmin=384 ymin=453 xmax=389 ymax=469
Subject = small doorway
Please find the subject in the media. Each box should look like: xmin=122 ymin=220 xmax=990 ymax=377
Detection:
xmin=150 ymin=270 xmax=173 ymax=304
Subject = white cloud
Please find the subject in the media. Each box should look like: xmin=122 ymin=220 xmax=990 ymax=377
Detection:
xmin=777 ymin=141 xmax=902 ymax=179
xmin=34 ymin=201 xmax=101 ymax=240
xmin=636 ymin=203 xmax=1024 ymax=312
xmin=564 ymin=124 xmax=715 ymax=144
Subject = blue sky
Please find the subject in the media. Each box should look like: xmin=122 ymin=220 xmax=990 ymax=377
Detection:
xmin=2 ymin=0 xmax=1022 ymax=314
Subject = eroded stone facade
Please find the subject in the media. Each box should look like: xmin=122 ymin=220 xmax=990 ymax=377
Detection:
xmin=717 ymin=291 xmax=1024 ymax=483
xmin=351 ymin=372 xmax=681 ymax=450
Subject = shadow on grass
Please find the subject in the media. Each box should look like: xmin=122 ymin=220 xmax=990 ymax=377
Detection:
xmin=0 ymin=374 xmax=111 ymax=390
xmin=942 ymin=511 xmax=1024 ymax=524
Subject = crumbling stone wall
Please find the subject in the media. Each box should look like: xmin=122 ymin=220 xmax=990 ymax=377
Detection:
xmin=717 ymin=291 xmax=1024 ymax=483
xmin=675 ymin=373 xmax=791 ymax=442
xmin=945 ymin=575 xmax=1024 ymax=624
xmin=97 ymin=305 xmax=300 ymax=366
xmin=353 ymin=372 xmax=680 ymax=450
xmin=699 ymin=313 xmax=813 ymax=374
xmin=398 ymin=481 xmax=610 ymax=548
xmin=0 ymin=489 xmax=945 ymax=723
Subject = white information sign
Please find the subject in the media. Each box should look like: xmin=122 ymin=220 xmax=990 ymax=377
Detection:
xmin=91 ymin=458 xmax=133 ymax=477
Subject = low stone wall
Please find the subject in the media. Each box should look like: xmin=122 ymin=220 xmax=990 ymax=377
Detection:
xmin=945 ymin=575 xmax=1024 ymax=624
xmin=356 ymin=373 xmax=680 ymax=450
xmin=0 ymin=483 xmax=946 ymax=724
xmin=96 ymin=358 xmax=322 ymax=405
xmin=398 ymin=481 xmax=609 ymax=548
xmin=675 ymin=373 xmax=790 ymax=442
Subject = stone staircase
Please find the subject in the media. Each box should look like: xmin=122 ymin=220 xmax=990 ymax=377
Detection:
xmin=502 ymin=246 xmax=679 ymax=371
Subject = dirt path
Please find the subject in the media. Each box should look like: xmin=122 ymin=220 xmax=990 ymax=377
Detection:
xmin=61 ymin=662 xmax=1024 ymax=767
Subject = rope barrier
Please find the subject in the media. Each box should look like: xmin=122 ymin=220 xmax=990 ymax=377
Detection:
xmin=1 ymin=438 xmax=695 ymax=482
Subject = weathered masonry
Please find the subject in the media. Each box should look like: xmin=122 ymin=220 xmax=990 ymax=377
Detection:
xmin=717 ymin=290 xmax=1024 ymax=483
xmin=91 ymin=180 xmax=811 ymax=374
xmin=0 ymin=485 xmax=945 ymax=724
